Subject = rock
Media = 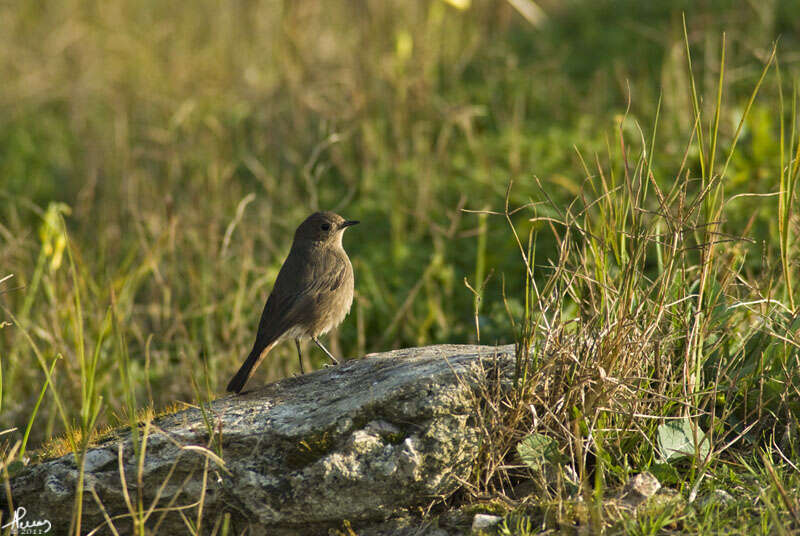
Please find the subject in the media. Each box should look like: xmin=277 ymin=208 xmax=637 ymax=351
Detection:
xmin=5 ymin=344 xmax=516 ymax=535
xmin=699 ymin=489 xmax=734 ymax=508
xmin=620 ymin=472 xmax=661 ymax=508
xmin=628 ymin=472 xmax=661 ymax=497
xmin=471 ymin=513 xmax=503 ymax=532
xmin=82 ymin=448 xmax=116 ymax=473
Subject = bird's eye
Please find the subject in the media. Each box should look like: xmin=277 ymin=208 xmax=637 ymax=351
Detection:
xmin=321 ymin=223 xmax=331 ymax=231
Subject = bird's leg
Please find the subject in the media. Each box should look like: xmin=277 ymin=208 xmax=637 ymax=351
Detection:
xmin=312 ymin=337 xmax=340 ymax=365
xmin=295 ymin=339 xmax=305 ymax=374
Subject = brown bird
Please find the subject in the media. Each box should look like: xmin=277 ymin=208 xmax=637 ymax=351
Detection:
xmin=226 ymin=211 xmax=358 ymax=393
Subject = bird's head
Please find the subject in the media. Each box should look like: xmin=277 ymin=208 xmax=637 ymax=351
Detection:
xmin=293 ymin=211 xmax=359 ymax=246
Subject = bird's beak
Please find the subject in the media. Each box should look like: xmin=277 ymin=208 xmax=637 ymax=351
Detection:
xmin=341 ymin=220 xmax=360 ymax=228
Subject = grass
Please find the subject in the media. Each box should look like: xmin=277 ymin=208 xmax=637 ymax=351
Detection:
xmin=460 ymin=15 xmax=800 ymax=533
xmin=1 ymin=0 xmax=800 ymax=533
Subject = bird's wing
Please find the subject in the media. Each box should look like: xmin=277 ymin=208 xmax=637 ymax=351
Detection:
xmin=251 ymin=246 xmax=348 ymax=348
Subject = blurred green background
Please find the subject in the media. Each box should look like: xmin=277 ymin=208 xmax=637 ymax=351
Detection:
xmin=1 ymin=0 xmax=799 ymax=447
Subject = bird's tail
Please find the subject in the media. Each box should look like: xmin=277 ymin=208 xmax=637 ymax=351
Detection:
xmin=226 ymin=341 xmax=275 ymax=393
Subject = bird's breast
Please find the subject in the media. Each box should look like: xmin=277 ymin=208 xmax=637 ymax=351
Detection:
xmin=307 ymin=249 xmax=354 ymax=337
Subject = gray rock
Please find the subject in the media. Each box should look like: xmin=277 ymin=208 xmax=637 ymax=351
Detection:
xmin=628 ymin=472 xmax=661 ymax=498
xmin=699 ymin=489 xmax=734 ymax=508
xmin=620 ymin=472 xmax=661 ymax=507
xmin=471 ymin=513 xmax=503 ymax=532
xmin=82 ymin=448 xmax=115 ymax=473
xmin=6 ymin=344 xmax=515 ymax=535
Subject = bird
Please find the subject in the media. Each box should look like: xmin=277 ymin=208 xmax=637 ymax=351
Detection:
xmin=226 ymin=211 xmax=358 ymax=393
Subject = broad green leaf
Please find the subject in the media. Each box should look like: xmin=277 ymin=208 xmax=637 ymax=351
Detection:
xmin=657 ymin=419 xmax=710 ymax=462
xmin=517 ymin=433 xmax=562 ymax=470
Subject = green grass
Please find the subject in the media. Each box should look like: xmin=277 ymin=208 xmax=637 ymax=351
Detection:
xmin=2 ymin=0 xmax=800 ymax=533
